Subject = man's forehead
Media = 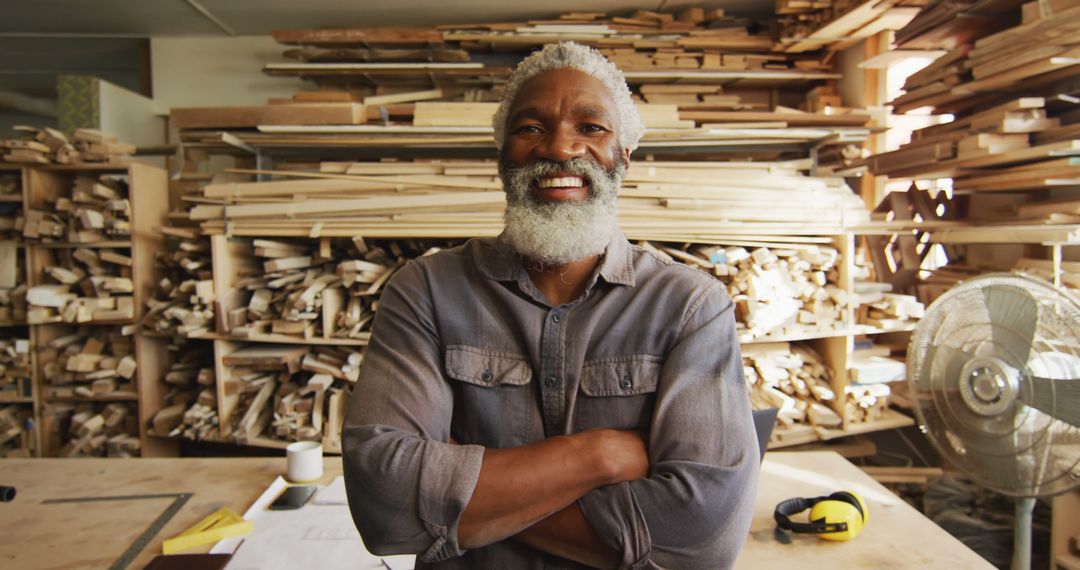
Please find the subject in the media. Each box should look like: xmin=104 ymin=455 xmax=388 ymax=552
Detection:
xmin=508 ymin=68 xmax=618 ymax=114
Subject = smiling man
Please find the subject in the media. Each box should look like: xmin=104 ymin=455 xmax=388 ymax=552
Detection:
xmin=342 ymin=42 xmax=759 ymax=569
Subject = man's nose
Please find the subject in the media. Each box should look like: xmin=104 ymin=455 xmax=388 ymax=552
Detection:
xmin=536 ymin=127 xmax=586 ymax=162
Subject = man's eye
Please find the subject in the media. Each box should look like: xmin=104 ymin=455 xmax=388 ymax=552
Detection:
xmin=512 ymin=125 xmax=541 ymax=134
xmin=581 ymin=124 xmax=607 ymax=134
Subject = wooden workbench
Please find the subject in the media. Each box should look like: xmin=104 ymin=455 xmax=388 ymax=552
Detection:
xmin=0 ymin=451 xmax=991 ymax=569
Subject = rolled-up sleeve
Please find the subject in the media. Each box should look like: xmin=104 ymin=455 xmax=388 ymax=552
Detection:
xmin=342 ymin=260 xmax=484 ymax=562
xmin=578 ymin=283 xmax=760 ymax=570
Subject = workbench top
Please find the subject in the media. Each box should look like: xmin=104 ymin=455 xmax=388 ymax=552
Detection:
xmin=0 ymin=451 xmax=991 ymax=569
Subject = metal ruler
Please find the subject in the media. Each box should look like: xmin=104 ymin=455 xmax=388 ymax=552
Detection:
xmin=43 ymin=492 xmax=193 ymax=570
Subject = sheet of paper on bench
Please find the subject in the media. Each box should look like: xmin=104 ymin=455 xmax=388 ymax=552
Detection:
xmin=212 ymin=476 xmax=415 ymax=570
xmin=313 ymin=476 xmax=347 ymax=505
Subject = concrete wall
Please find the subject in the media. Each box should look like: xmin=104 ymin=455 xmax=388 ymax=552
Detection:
xmin=149 ymin=36 xmax=306 ymax=110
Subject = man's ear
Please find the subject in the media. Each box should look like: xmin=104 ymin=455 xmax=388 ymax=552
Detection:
xmin=623 ymin=146 xmax=632 ymax=167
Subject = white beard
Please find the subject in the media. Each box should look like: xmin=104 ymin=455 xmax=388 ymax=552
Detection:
xmin=499 ymin=156 xmax=625 ymax=266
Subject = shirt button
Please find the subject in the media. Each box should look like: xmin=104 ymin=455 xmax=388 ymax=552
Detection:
xmin=552 ymin=314 xmax=561 ymax=323
xmin=480 ymin=370 xmax=493 ymax=382
xmin=544 ymin=375 xmax=557 ymax=388
xmin=619 ymin=375 xmax=632 ymax=389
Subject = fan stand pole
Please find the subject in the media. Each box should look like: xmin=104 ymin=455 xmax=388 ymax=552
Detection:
xmin=1012 ymin=497 xmax=1035 ymax=570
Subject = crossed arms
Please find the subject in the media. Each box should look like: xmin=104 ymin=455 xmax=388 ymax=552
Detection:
xmin=341 ymin=262 xmax=759 ymax=569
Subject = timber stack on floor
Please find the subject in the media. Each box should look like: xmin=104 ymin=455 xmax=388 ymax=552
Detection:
xmin=157 ymin=6 xmax=931 ymax=452
xmin=189 ymin=160 xmax=869 ymax=241
xmin=172 ymin=6 xmax=890 ymax=157
xmin=859 ymin=0 xmax=1080 ymax=302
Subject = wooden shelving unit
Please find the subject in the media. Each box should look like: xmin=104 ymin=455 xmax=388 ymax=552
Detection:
xmin=0 ymin=162 xmax=171 ymax=458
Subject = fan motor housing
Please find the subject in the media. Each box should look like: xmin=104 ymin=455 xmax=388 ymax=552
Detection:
xmin=957 ymin=356 xmax=1019 ymax=416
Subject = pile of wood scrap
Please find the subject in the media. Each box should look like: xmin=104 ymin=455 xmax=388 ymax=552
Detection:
xmin=22 ymin=175 xmax=131 ymax=243
xmin=0 ymin=174 xmax=22 ymax=240
xmin=743 ymin=342 xmax=841 ymax=430
xmin=857 ymin=292 xmax=925 ymax=330
xmin=37 ymin=327 xmax=136 ymax=399
xmin=149 ymin=342 xmax=219 ymax=441
xmin=647 ymin=241 xmax=847 ymax=339
xmin=26 ymin=247 xmax=135 ymax=324
xmin=775 ymin=0 xmax=923 ymax=53
xmin=220 ymin=238 xmax=450 ymax=342
xmin=142 ymin=228 xmax=214 ymax=337
xmin=189 ymin=160 xmax=870 ymax=241
xmin=43 ymin=402 xmax=140 ymax=457
xmin=845 ymin=383 xmax=892 ymax=423
xmin=0 ymin=337 xmax=31 ymax=401
xmin=0 ymin=404 xmax=33 ymax=457
xmin=0 ymin=127 xmax=135 ymax=165
xmin=221 ymin=344 xmax=358 ymax=450
xmin=0 ymin=241 xmax=26 ymax=323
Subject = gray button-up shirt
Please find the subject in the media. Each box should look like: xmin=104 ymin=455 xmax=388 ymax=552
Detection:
xmin=343 ymin=232 xmax=759 ymax=569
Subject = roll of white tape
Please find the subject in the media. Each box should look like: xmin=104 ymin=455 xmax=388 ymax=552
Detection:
xmin=286 ymin=441 xmax=323 ymax=483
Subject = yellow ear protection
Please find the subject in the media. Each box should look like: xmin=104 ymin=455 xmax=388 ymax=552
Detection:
xmin=773 ymin=491 xmax=868 ymax=542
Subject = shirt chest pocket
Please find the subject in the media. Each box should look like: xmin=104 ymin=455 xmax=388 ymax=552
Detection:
xmin=576 ymin=356 xmax=662 ymax=431
xmin=445 ymin=345 xmax=532 ymax=387
xmin=444 ymin=345 xmax=534 ymax=446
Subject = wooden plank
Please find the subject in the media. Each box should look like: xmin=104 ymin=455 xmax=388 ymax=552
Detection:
xmin=271 ymin=28 xmax=444 ymax=45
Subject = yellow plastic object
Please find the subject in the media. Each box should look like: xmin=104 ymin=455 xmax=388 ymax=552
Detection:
xmin=162 ymin=507 xmax=253 ymax=554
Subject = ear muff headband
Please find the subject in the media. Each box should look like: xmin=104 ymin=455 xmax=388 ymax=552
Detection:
xmin=774 ymin=491 xmax=867 ymax=541
xmin=774 ymin=496 xmax=848 ymax=533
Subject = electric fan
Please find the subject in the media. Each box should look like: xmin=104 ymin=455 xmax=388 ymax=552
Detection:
xmin=908 ymin=273 xmax=1080 ymax=570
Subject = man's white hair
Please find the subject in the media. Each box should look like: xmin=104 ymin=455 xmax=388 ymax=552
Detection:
xmin=492 ymin=42 xmax=645 ymax=153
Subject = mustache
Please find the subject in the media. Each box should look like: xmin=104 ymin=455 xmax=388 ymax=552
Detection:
xmin=499 ymin=157 xmax=611 ymax=188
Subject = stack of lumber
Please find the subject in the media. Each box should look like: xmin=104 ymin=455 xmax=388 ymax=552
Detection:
xmin=43 ymin=401 xmax=140 ymax=457
xmin=267 ymin=7 xmax=803 ymax=88
xmin=0 ymin=337 xmax=31 ymax=401
xmin=776 ymin=0 xmax=924 ymax=53
xmin=849 ymin=339 xmax=908 ymax=384
xmin=22 ymin=175 xmax=131 ymax=243
xmin=26 ymin=247 xmax=135 ymax=324
xmin=221 ymin=238 xmax=447 ymax=342
xmin=149 ymin=343 xmax=219 ymax=441
xmin=221 ymin=345 xmax=356 ymax=450
xmin=172 ymin=8 xmax=875 ymax=150
xmin=871 ymin=2 xmax=1080 ymax=225
xmin=142 ymin=228 xmax=214 ymax=337
xmin=37 ymin=327 xmax=136 ymax=399
xmin=645 ymin=241 xmax=847 ymax=340
xmin=1013 ymin=257 xmax=1080 ymax=291
xmin=189 ymin=160 xmax=870 ymax=242
xmin=0 ymin=127 xmax=135 ymax=165
xmin=916 ymin=263 xmax=990 ymax=304
xmin=894 ymin=0 xmax=1022 ymax=50
xmin=743 ymin=342 xmax=841 ymax=429
xmin=0 ymin=404 xmax=33 ymax=457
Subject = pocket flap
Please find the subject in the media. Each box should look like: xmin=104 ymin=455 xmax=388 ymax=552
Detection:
xmin=580 ymin=357 xmax=662 ymax=396
xmin=445 ymin=345 xmax=532 ymax=387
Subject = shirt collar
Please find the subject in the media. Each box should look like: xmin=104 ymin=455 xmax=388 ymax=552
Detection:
xmin=476 ymin=230 xmax=636 ymax=287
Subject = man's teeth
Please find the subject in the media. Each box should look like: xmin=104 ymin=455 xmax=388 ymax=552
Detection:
xmin=538 ymin=176 xmax=584 ymax=189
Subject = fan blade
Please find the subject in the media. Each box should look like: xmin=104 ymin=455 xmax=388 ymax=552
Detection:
xmin=982 ymin=284 xmax=1038 ymax=367
xmin=1021 ymin=376 xmax=1080 ymax=428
